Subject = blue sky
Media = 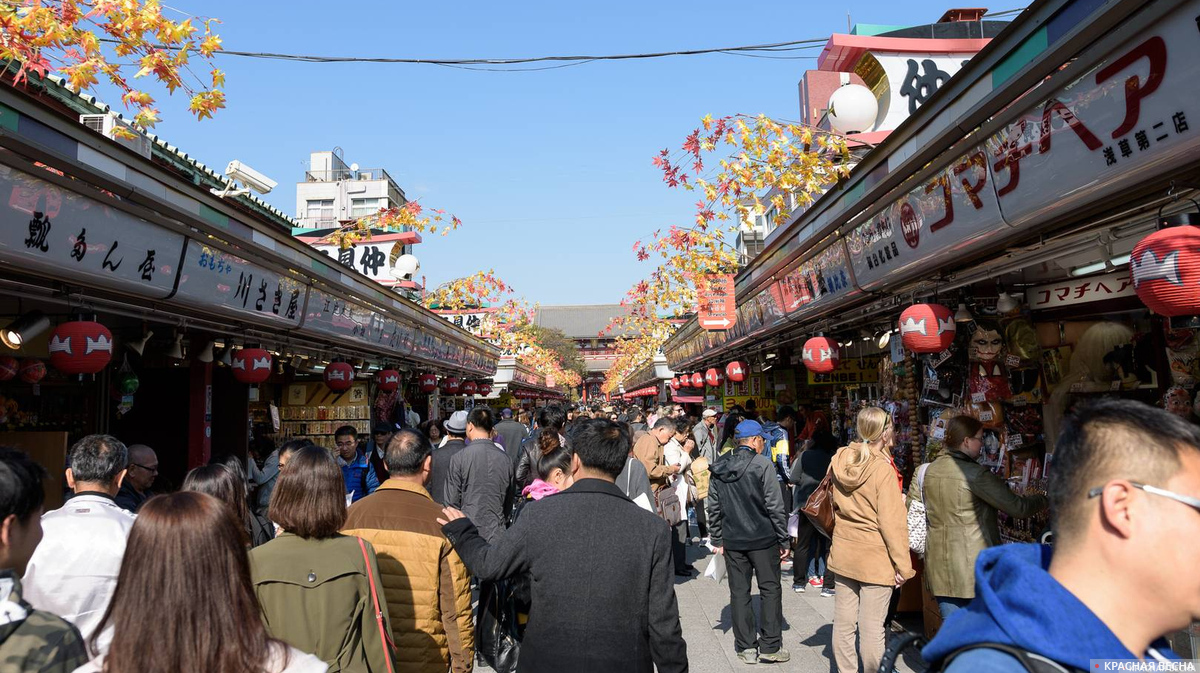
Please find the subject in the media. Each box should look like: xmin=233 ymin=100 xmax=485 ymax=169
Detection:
xmin=90 ymin=0 xmax=977 ymax=305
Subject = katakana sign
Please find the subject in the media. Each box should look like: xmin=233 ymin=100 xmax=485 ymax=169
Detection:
xmin=1025 ymin=270 xmax=1136 ymax=309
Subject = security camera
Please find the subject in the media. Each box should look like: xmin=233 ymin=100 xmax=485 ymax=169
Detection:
xmin=224 ymin=160 xmax=277 ymax=194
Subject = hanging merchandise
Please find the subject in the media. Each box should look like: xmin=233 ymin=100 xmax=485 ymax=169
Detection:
xmin=967 ymin=319 xmax=1012 ymax=402
xmin=726 ymin=361 xmax=748 ymax=382
xmin=48 ymin=320 xmax=114 ymax=375
xmin=377 ymin=369 xmax=401 ymax=392
xmin=705 ymin=367 xmax=724 ymax=387
xmin=1131 ymin=224 xmax=1200 ymax=317
xmin=802 ymin=337 xmax=840 ymax=374
xmin=113 ymin=357 xmax=139 ymax=417
xmin=898 ymin=303 xmax=956 ymax=353
xmin=324 ymin=361 xmax=355 ymax=392
xmin=0 ymin=356 xmax=17 ymax=381
xmin=18 ymin=359 xmax=45 ymax=384
xmin=441 ymin=376 xmax=461 ymax=395
xmin=690 ymin=372 xmax=704 ymax=388
xmin=462 ymin=381 xmax=478 ymax=396
xmin=418 ymin=373 xmax=438 ymax=393
xmin=232 ymin=348 xmax=273 ymax=384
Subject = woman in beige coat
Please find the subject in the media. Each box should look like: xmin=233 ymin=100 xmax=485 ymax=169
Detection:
xmin=828 ymin=407 xmax=915 ymax=673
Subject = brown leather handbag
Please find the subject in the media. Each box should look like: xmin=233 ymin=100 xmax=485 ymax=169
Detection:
xmin=801 ymin=467 xmax=837 ymax=539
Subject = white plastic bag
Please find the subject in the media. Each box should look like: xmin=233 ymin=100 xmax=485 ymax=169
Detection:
xmin=787 ymin=511 xmax=800 ymax=538
xmin=703 ymin=553 xmax=727 ymax=583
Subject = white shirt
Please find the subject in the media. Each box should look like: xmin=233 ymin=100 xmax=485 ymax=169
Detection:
xmin=22 ymin=493 xmax=135 ymax=654
xmin=663 ymin=438 xmax=693 ymax=506
xmin=73 ymin=642 xmax=328 ymax=673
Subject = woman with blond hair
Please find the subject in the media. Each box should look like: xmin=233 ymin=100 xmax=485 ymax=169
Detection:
xmin=829 ymin=406 xmax=914 ymax=673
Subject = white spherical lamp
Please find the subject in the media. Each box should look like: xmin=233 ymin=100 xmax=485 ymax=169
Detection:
xmin=827 ymin=84 xmax=878 ymax=135
xmin=393 ymin=254 xmax=420 ymax=280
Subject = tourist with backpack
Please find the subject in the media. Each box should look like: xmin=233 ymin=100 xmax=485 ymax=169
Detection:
xmin=921 ymin=400 xmax=1200 ymax=672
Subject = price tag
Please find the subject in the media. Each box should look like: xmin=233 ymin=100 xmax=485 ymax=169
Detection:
xmin=1008 ymin=434 xmax=1024 ymax=448
xmin=1013 ymin=398 xmax=1027 ymax=407
xmin=931 ymin=426 xmax=946 ymax=439
xmin=924 ymin=378 xmax=940 ymax=391
xmin=971 ymin=392 xmax=987 ymax=403
xmin=1005 ymin=354 xmax=1021 ymax=368
xmin=980 ymin=410 xmax=994 ymax=422
xmin=1110 ymin=380 xmax=1121 ymax=391
xmin=932 ymin=350 xmax=953 ymax=368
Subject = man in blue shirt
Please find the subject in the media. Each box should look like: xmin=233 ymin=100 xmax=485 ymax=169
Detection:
xmin=334 ymin=425 xmax=378 ymax=503
xmin=924 ymin=399 xmax=1200 ymax=672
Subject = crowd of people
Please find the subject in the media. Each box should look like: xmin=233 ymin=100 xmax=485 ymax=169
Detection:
xmin=0 ymin=395 xmax=1197 ymax=672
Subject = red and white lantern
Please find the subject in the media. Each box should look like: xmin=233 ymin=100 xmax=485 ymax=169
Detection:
xmin=1132 ymin=226 xmax=1200 ymax=316
xmin=231 ymin=348 xmax=272 ymax=384
xmin=0 ymin=356 xmax=18 ymax=381
xmin=376 ymin=369 xmax=401 ymax=392
xmin=802 ymin=336 xmax=840 ymax=374
xmin=705 ymin=367 xmax=725 ymax=387
xmin=478 ymin=383 xmax=492 ymax=396
xmin=690 ymin=372 xmax=705 ymax=388
xmin=441 ymin=376 xmax=461 ymax=395
xmin=669 ymin=378 xmax=681 ymax=390
xmin=18 ymin=359 xmax=46 ymax=384
xmin=462 ymin=380 xmax=479 ymax=396
xmin=47 ymin=320 xmax=113 ymax=375
xmin=726 ymin=360 xmax=748 ymax=382
xmin=324 ymin=361 xmax=355 ymax=391
xmin=418 ymin=373 xmax=438 ymax=393
xmin=898 ymin=303 xmax=957 ymax=353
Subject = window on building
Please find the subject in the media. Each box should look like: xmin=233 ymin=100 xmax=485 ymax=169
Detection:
xmin=764 ymin=206 xmax=779 ymax=235
xmin=306 ymin=199 xmax=335 ymax=221
xmin=351 ymin=197 xmax=384 ymax=218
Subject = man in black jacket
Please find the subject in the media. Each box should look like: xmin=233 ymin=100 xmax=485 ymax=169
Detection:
xmin=439 ymin=419 xmax=688 ymax=673
xmin=708 ymin=419 xmax=791 ymax=665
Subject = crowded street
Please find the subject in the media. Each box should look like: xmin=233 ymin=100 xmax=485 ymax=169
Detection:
xmin=2 ymin=0 xmax=1200 ymax=671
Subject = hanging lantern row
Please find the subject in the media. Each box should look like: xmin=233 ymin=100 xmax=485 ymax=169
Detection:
xmin=48 ymin=320 xmax=113 ymax=375
xmin=232 ymin=348 xmax=273 ymax=384
xmin=726 ymin=360 xmax=748 ymax=382
xmin=705 ymin=368 xmax=725 ymax=387
xmin=802 ymin=336 xmax=840 ymax=374
xmin=898 ymin=303 xmax=956 ymax=353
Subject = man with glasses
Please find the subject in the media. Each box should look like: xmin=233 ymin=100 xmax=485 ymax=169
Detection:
xmin=924 ymin=399 xmax=1200 ymax=671
xmin=114 ymin=444 xmax=157 ymax=513
xmin=334 ymin=425 xmax=379 ymax=504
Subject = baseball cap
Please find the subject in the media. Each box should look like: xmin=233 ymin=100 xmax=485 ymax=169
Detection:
xmin=500 ymin=408 xmax=514 ymax=418
xmin=734 ymin=419 xmax=771 ymax=440
xmin=372 ymin=422 xmax=394 ymax=435
xmin=443 ymin=411 xmax=469 ymax=434
xmin=702 ymin=409 xmax=718 ymax=418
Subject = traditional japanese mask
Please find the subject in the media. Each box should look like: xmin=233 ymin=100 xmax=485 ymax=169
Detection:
xmin=1165 ymin=386 xmax=1192 ymax=418
xmin=969 ymin=320 xmax=1005 ymax=362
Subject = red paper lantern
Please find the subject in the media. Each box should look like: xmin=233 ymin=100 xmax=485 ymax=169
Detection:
xmin=1132 ymin=226 xmax=1200 ymax=316
xmin=705 ymin=368 xmax=725 ymax=387
xmin=376 ymin=369 xmax=401 ymax=392
xmin=462 ymin=380 xmax=478 ymax=396
xmin=441 ymin=376 xmax=461 ymax=395
xmin=231 ymin=348 xmax=272 ymax=384
xmin=0 ymin=356 xmax=18 ymax=381
xmin=690 ymin=372 xmax=704 ymax=388
xmin=898 ymin=303 xmax=957 ymax=353
xmin=47 ymin=320 xmax=113 ymax=375
xmin=669 ymin=378 xmax=681 ymax=390
xmin=324 ymin=361 xmax=355 ymax=391
xmin=802 ymin=337 xmax=840 ymax=374
xmin=18 ymin=359 xmax=46 ymax=384
xmin=478 ymin=383 xmax=492 ymax=396
xmin=418 ymin=373 xmax=438 ymax=393
xmin=726 ymin=360 xmax=748 ymax=382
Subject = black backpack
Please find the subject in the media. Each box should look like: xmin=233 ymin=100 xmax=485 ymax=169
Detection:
xmin=880 ymin=632 xmax=1085 ymax=673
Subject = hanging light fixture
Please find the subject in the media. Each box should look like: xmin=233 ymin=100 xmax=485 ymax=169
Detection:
xmin=2 ymin=310 xmax=50 ymax=349
xmin=217 ymin=344 xmax=233 ymax=367
xmin=127 ymin=329 xmax=154 ymax=356
xmin=166 ymin=331 xmax=184 ymax=360
xmin=876 ymin=330 xmax=892 ymax=349
xmin=196 ymin=339 xmax=215 ymax=363
xmin=996 ymin=292 xmax=1019 ymax=314
xmin=954 ymin=302 xmax=974 ymax=323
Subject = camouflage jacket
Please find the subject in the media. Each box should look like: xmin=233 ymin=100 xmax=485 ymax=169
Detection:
xmin=0 ymin=572 xmax=89 ymax=673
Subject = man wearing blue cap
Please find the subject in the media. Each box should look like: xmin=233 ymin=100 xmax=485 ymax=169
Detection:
xmin=708 ymin=419 xmax=792 ymax=664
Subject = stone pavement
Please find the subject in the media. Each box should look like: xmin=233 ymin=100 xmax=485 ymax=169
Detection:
xmin=476 ymin=540 xmax=926 ymax=672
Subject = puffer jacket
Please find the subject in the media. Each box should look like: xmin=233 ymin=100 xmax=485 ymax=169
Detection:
xmin=923 ymin=450 xmax=1048 ymax=599
xmin=707 ymin=446 xmax=789 ymax=552
xmin=828 ymin=443 xmax=915 ymax=586
xmin=342 ymin=480 xmax=474 ymax=673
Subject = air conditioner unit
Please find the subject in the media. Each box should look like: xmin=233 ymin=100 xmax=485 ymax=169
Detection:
xmin=79 ymin=113 xmax=152 ymax=159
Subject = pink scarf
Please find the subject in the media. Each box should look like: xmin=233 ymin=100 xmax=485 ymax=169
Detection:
xmin=521 ymin=478 xmax=561 ymax=501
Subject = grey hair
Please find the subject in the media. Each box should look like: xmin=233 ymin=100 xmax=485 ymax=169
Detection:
xmin=68 ymin=434 xmax=128 ymax=486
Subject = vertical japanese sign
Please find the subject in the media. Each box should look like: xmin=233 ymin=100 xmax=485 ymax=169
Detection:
xmin=698 ymin=274 xmax=737 ymax=331
xmin=0 ymin=165 xmax=184 ymax=299
xmin=174 ymin=240 xmax=305 ymax=328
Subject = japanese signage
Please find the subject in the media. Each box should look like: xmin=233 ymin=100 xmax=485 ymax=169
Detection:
xmin=858 ymin=52 xmax=976 ymax=132
xmin=987 ymin=1 xmax=1200 ymax=230
xmin=775 ymin=240 xmax=859 ymax=320
xmin=302 ymin=289 xmax=413 ymax=355
xmin=807 ymin=356 xmax=881 ymax=386
xmin=1025 ymin=270 xmax=1136 ymax=310
xmin=174 ymin=240 xmax=305 ymax=328
xmin=846 ymin=142 xmax=1004 ymax=292
xmin=698 ymin=274 xmax=737 ymax=331
xmin=439 ymin=311 xmax=489 ymax=337
xmin=313 ymin=242 xmax=406 ymax=286
xmin=0 ymin=165 xmax=184 ymax=299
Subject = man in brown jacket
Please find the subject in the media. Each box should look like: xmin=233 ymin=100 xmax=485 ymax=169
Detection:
xmin=632 ymin=418 xmax=680 ymax=490
xmin=344 ymin=429 xmax=474 ymax=673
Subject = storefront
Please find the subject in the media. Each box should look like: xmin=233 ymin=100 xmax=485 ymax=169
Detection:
xmin=0 ymin=79 xmax=499 ymax=502
xmin=660 ymin=0 xmax=1200 ymax=652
